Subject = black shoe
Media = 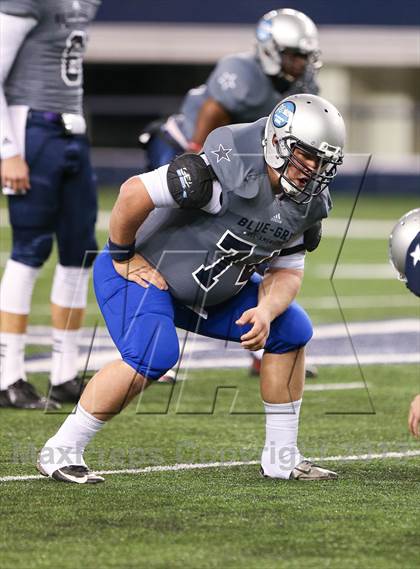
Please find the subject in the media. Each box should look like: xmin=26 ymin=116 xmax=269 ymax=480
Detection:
xmin=49 ymin=377 xmax=85 ymax=404
xmin=305 ymin=364 xmax=318 ymax=379
xmin=37 ymin=460 xmax=104 ymax=484
xmin=0 ymin=379 xmax=60 ymax=410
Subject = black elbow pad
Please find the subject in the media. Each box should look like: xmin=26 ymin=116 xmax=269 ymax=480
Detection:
xmin=304 ymin=221 xmax=322 ymax=252
xmin=167 ymin=153 xmax=216 ymax=209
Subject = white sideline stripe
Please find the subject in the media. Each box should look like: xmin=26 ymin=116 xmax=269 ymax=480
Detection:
xmin=22 ymin=351 xmax=419 ymax=373
xmin=312 ymin=318 xmax=420 ymax=338
xmin=315 ymin=264 xmax=395 ymax=279
xmin=323 ymin=219 xmax=394 ymax=239
xmin=307 ymin=354 xmax=420 ymax=365
xmin=0 ymin=210 xmax=398 ymax=239
xmin=20 ymin=295 xmax=420 ymax=318
xmin=25 ymin=318 xmax=420 ymax=346
xmin=1 ymin=449 xmax=419 ymax=483
xmin=303 ymin=382 xmax=365 ymax=391
xmin=303 ymin=295 xmax=418 ymax=309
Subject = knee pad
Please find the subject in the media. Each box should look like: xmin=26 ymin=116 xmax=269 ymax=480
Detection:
xmin=50 ymin=264 xmax=90 ymax=309
xmin=0 ymin=259 xmax=41 ymax=314
xmin=121 ymin=314 xmax=180 ymax=380
xmin=265 ymin=303 xmax=313 ymax=354
xmin=11 ymin=229 xmax=53 ymax=267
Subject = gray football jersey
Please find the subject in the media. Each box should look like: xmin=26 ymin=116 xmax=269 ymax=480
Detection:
xmin=136 ymin=118 xmax=331 ymax=308
xmin=1 ymin=0 xmax=100 ymax=114
xmin=177 ymin=52 xmax=319 ymax=141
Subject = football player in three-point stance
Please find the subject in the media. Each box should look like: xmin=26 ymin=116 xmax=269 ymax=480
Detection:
xmin=0 ymin=0 xmax=101 ymax=408
xmin=145 ymin=7 xmax=322 ymax=382
xmin=389 ymin=209 xmax=420 ymax=438
xmin=38 ymin=93 xmax=345 ymax=484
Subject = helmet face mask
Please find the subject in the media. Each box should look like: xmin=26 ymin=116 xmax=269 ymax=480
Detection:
xmin=272 ymin=137 xmax=340 ymax=204
xmin=263 ymin=94 xmax=346 ymax=205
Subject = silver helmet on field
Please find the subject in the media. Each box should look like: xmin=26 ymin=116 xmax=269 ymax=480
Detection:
xmin=262 ymin=94 xmax=346 ymax=204
xmin=256 ymin=8 xmax=321 ymax=77
xmin=389 ymin=208 xmax=420 ymax=280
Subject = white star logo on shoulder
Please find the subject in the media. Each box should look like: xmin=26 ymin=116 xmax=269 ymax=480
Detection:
xmin=212 ymin=144 xmax=232 ymax=163
xmin=217 ymin=72 xmax=237 ymax=91
xmin=409 ymin=243 xmax=420 ymax=267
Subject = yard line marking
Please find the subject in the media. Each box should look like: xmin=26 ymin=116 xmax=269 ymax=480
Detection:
xmin=303 ymin=382 xmax=365 ymax=391
xmin=22 ymin=350 xmax=419 ymax=373
xmin=312 ymin=319 xmax=419 ymax=338
xmin=302 ymin=295 xmax=419 ymax=309
xmin=1 ymin=449 xmax=419 ymax=483
xmin=0 ymin=210 xmax=397 ymax=238
xmin=25 ymin=319 xmax=420 ymax=344
xmin=314 ymin=264 xmax=395 ymax=279
xmin=322 ymin=219 xmax=394 ymax=239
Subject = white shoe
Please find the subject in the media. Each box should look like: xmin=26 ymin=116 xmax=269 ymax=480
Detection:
xmin=260 ymin=459 xmax=338 ymax=481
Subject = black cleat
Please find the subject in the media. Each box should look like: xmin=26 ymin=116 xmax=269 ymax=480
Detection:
xmin=305 ymin=364 xmax=318 ymax=379
xmin=37 ymin=460 xmax=104 ymax=484
xmin=49 ymin=377 xmax=85 ymax=404
xmin=0 ymin=379 xmax=60 ymax=410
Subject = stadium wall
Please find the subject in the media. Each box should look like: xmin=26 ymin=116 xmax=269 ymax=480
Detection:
xmin=84 ymin=2 xmax=419 ymax=193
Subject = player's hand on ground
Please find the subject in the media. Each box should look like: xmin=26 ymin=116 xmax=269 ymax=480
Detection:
xmin=236 ymin=307 xmax=270 ymax=351
xmin=112 ymin=253 xmax=168 ymax=290
xmin=1 ymin=155 xmax=30 ymax=193
xmin=408 ymin=394 xmax=420 ymax=437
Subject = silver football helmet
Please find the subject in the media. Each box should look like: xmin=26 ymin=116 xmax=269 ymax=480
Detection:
xmin=262 ymin=94 xmax=346 ymax=204
xmin=389 ymin=208 xmax=420 ymax=280
xmin=256 ymin=8 xmax=321 ymax=77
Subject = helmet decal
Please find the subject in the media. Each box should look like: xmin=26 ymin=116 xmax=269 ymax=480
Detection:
xmin=256 ymin=18 xmax=272 ymax=42
xmin=272 ymin=101 xmax=295 ymax=128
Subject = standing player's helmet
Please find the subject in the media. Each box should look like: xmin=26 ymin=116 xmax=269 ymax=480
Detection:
xmin=262 ymin=94 xmax=345 ymax=204
xmin=389 ymin=209 xmax=420 ymax=296
xmin=256 ymin=8 xmax=321 ymax=77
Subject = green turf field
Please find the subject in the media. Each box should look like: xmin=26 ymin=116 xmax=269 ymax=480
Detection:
xmin=1 ymin=192 xmax=419 ymax=569
xmin=0 ymin=366 xmax=419 ymax=569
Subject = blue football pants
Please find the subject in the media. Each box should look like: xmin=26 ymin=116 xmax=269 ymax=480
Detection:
xmin=8 ymin=112 xmax=97 ymax=268
xmin=93 ymin=249 xmax=313 ymax=380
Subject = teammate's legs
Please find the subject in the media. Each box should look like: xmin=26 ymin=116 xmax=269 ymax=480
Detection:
xmin=0 ymin=118 xmax=63 ymax=408
xmin=49 ymin=135 xmax=98 ymax=401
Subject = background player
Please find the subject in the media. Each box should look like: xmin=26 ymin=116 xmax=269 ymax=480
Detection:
xmin=0 ymin=0 xmax=101 ymax=408
xmin=37 ymin=93 xmax=346 ymax=484
xmin=389 ymin=208 xmax=420 ymax=437
xmin=141 ymin=8 xmax=321 ymax=169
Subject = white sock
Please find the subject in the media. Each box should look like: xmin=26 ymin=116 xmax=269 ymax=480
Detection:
xmin=50 ymin=328 xmax=80 ymax=385
xmin=0 ymin=259 xmax=40 ymax=313
xmin=0 ymin=332 xmax=26 ymax=389
xmin=39 ymin=403 xmax=105 ymax=475
xmin=260 ymin=399 xmax=303 ymax=479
